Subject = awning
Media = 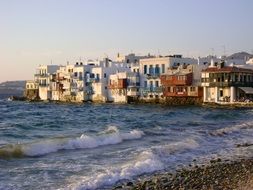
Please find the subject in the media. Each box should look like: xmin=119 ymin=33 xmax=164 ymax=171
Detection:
xmin=239 ymin=87 xmax=253 ymax=94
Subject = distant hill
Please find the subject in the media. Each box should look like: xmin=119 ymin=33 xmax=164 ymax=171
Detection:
xmin=227 ymin=52 xmax=253 ymax=60
xmin=0 ymin=80 xmax=26 ymax=98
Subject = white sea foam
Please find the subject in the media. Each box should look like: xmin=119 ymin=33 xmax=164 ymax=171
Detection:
xmin=153 ymin=138 xmax=199 ymax=156
xmin=68 ymin=150 xmax=164 ymax=190
xmin=211 ymin=121 xmax=253 ymax=136
xmin=21 ymin=126 xmax=144 ymax=156
xmin=66 ymin=138 xmax=199 ymax=190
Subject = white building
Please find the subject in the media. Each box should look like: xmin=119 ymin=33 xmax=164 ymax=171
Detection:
xmin=87 ymin=58 xmax=131 ymax=102
xmin=139 ymin=55 xmax=197 ymax=99
xmin=107 ymin=71 xmax=140 ymax=103
xmin=35 ymin=65 xmax=59 ymax=100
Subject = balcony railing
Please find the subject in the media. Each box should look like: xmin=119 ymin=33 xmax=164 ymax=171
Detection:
xmin=163 ymin=91 xmax=188 ymax=97
xmin=87 ymin=78 xmax=100 ymax=83
xmin=35 ymin=73 xmax=49 ymax=77
xmin=39 ymin=84 xmax=49 ymax=87
xmin=146 ymin=74 xmax=160 ymax=79
xmin=141 ymin=87 xmax=163 ymax=93
xmin=128 ymin=82 xmax=140 ymax=87
xmin=203 ymin=81 xmax=253 ymax=87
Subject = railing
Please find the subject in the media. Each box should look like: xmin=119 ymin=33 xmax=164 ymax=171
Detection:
xmin=39 ymin=84 xmax=49 ymax=87
xmin=128 ymin=82 xmax=140 ymax=87
xmin=163 ymin=91 xmax=188 ymax=97
xmin=87 ymin=78 xmax=100 ymax=83
xmin=205 ymin=81 xmax=253 ymax=87
xmin=72 ymin=76 xmax=84 ymax=81
xmin=146 ymin=74 xmax=160 ymax=79
xmin=108 ymin=83 xmax=127 ymax=89
xmin=141 ymin=87 xmax=163 ymax=93
xmin=35 ymin=73 xmax=49 ymax=77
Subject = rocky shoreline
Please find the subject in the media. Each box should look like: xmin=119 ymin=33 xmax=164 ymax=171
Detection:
xmin=113 ymin=158 xmax=253 ymax=190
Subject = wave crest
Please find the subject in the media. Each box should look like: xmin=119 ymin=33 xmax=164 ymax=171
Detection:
xmin=67 ymin=138 xmax=199 ymax=190
xmin=210 ymin=122 xmax=253 ymax=136
xmin=68 ymin=150 xmax=163 ymax=190
xmin=0 ymin=126 xmax=144 ymax=159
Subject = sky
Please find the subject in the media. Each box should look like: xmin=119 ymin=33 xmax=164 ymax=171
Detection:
xmin=0 ymin=0 xmax=253 ymax=82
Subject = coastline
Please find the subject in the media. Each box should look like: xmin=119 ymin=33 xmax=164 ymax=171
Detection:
xmin=114 ymin=157 xmax=253 ymax=190
xmin=8 ymin=95 xmax=253 ymax=109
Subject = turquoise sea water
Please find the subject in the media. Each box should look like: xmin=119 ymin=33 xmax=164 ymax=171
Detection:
xmin=0 ymin=98 xmax=253 ymax=189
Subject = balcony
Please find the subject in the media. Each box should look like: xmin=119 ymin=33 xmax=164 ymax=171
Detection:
xmin=39 ymin=84 xmax=49 ymax=87
xmin=146 ymin=74 xmax=160 ymax=79
xmin=128 ymin=82 xmax=140 ymax=87
xmin=108 ymin=79 xmax=127 ymax=89
xmin=161 ymin=73 xmax=193 ymax=86
xmin=87 ymin=78 xmax=100 ymax=83
xmin=35 ymin=73 xmax=49 ymax=78
xmin=163 ymin=91 xmax=188 ymax=97
xmin=141 ymin=87 xmax=163 ymax=93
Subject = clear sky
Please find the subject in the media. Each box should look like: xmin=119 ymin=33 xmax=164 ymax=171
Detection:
xmin=0 ymin=0 xmax=253 ymax=82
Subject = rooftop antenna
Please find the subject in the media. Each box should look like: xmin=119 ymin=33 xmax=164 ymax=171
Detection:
xmin=211 ymin=48 xmax=214 ymax=57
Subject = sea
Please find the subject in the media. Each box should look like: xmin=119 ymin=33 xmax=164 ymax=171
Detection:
xmin=0 ymin=96 xmax=253 ymax=190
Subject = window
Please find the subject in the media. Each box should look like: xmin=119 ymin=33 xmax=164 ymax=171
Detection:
xmin=190 ymin=87 xmax=196 ymax=92
xmin=104 ymin=73 xmax=107 ymax=78
xmin=96 ymin=74 xmax=100 ymax=79
xmin=144 ymin=81 xmax=147 ymax=88
xmin=149 ymin=65 xmax=154 ymax=75
xmin=178 ymin=75 xmax=185 ymax=80
xmin=90 ymin=73 xmax=95 ymax=78
xmin=150 ymin=81 xmax=153 ymax=87
xmin=220 ymin=90 xmax=223 ymax=97
xmin=162 ymin=64 xmax=165 ymax=73
xmin=155 ymin=81 xmax=159 ymax=87
xmin=144 ymin=65 xmax=147 ymax=74
xmin=155 ymin=64 xmax=160 ymax=74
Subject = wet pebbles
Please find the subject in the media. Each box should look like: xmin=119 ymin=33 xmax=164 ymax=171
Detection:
xmin=113 ymin=158 xmax=253 ymax=190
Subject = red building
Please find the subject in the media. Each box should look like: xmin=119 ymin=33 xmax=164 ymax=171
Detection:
xmin=160 ymin=65 xmax=203 ymax=97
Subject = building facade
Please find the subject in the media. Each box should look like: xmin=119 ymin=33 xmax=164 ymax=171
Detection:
xmin=201 ymin=63 xmax=253 ymax=103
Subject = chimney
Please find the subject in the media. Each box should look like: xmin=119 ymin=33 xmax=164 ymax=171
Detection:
xmin=210 ymin=59 xmax=215 ymax=67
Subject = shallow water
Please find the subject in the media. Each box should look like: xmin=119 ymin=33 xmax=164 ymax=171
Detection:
xmin=0 ymin=99 xmax=253 ymax=189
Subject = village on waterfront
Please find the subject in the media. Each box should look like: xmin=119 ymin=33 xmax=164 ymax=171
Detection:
xmin=23 ymin=52 xmax=253 ymax=106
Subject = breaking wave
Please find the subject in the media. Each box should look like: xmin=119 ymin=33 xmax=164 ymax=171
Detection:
xmin=67 ymin=138 xmax=199 ymax=190
xmin=153 ymin=138 xmax=199 ymax=156
xmin=0 ymin=126 xmax=144 ymax=159
xmin=210 ymin=121 xmax=253 ymax=136
xmin=67 ymin=150 xmax=163 ymax=190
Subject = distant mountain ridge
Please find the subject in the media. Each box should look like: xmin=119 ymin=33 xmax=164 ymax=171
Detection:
xmin=227 ymin=52 xmax=253 ymax=60
xmin=0 ymin=80 xmax=26 ymax=97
